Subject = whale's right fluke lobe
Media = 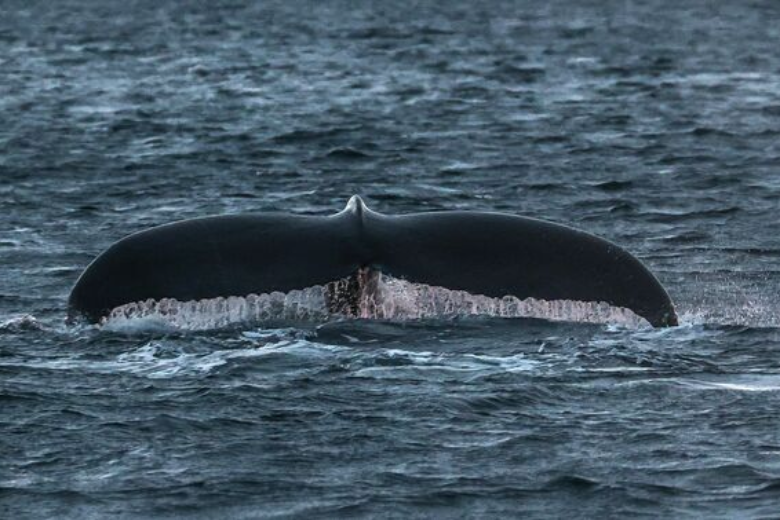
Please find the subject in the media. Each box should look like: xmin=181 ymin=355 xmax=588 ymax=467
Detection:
xmin=363 ymin=206 xmax=678 ymax=327
xmin=68 ymin=196 xmax=677 ymax=327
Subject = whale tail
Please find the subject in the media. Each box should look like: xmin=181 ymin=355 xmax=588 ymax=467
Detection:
xmin=69 ymin=196 xmax=677 ymax=327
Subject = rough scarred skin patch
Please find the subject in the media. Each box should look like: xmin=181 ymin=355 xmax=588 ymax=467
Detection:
xmin=325 ymin=267 xmax=381 ymax=317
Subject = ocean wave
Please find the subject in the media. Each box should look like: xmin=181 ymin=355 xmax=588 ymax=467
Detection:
xmin=0 ymin=338 xmax=342 ymax=379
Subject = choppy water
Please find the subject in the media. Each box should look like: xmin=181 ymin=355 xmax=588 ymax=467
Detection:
xmin=3 ymin=0 xmax=780 ymax=518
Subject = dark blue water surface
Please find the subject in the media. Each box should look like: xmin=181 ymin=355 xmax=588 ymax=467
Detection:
xmin=3 ymin=1 xmax=780 ymax=518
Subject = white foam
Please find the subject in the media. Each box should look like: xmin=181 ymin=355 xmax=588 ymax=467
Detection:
xmin=0 ymin=314 xmax=42 ymax=332
xmin=668 ymin=375 xmax=780 ymax=393
xmin=2 ymin=338 xmax=340 ymax=379
xmin=100 ymin=274 xmax=649 ymax=331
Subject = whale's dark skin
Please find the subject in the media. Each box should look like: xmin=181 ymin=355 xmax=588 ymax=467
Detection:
xmin=68 ymin=196 xmax=678 ymax=327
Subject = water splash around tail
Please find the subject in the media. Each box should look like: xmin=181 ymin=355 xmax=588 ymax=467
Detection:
xmin=101 ymin=272 xmax=648 ymax=331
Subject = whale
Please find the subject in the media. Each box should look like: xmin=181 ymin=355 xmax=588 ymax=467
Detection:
xmin=68 ymin=196 xmax=678 ymax=327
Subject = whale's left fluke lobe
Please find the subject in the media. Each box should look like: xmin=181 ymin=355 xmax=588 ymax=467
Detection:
xmin=68 ymin=211 xmax=363 ymax=324
xmin=68 ymin=196 xmax=677 ymax=327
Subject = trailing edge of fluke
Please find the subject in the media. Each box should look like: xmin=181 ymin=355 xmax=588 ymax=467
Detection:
xmin=68 ymin=196 xmax=678 ymax=327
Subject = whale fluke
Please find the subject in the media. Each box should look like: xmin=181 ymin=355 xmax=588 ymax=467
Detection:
xmin=68 ymin=196 xmax=677 ymax=327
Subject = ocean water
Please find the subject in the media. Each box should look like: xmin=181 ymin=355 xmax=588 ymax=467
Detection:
xmin=3 ymin=0 xmax=780 ymax=518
